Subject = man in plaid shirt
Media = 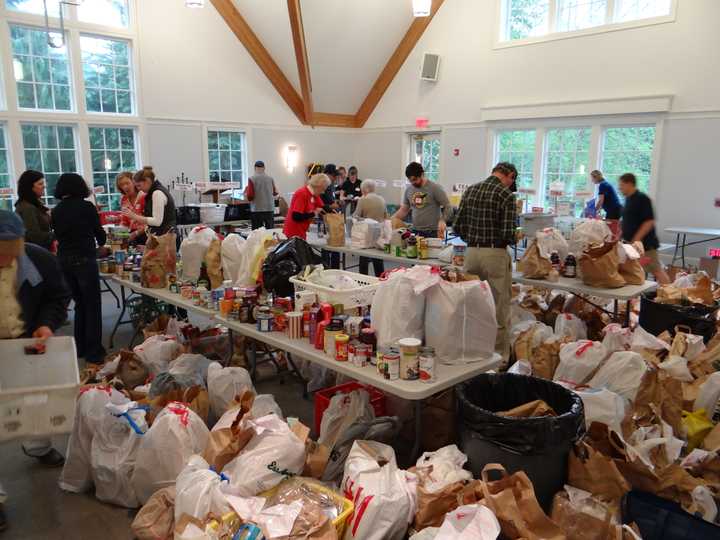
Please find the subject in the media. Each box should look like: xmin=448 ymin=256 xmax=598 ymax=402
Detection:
xmin=453 ymin=162 xmax=518 ymax=363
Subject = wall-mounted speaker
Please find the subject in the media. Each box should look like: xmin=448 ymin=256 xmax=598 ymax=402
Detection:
xmin=420 ymin=53 xmax=440 ymax=82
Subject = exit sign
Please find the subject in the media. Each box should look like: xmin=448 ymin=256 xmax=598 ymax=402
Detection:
xmin=709 ymin=248 xmax=720 ymax=258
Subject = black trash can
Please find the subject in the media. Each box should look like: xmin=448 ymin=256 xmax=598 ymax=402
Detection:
xmin=639 ymin=291 xmax=718 ymax=343
xmin=457 ymin=373 xmax=585 ymax=510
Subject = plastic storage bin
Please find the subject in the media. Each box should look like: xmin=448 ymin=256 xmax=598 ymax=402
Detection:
xmin=314 ymin=381 xmax=386 ymax=436
xmin=0 ymin=337 xmax=80 ymax=441
xmin=290 ymin=270 xmax=380 ymax=308
xmin=199 ymin=203 xmax=227 ymax=224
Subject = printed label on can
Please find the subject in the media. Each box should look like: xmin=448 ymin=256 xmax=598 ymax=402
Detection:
xmin=400 ymin=351 xmax=419 ymax=380
xmin=419 ymin=355 xmax=435 ymax=382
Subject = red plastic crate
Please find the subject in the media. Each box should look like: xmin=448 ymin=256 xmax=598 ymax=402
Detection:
xmin=314 ymin=382 xmax=386 ymax=436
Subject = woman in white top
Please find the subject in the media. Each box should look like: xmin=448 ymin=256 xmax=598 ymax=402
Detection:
xmin=122 ymin=166 xmax=177 ymax=235
xmin=354 ymin=179 xmax=387 ymax=277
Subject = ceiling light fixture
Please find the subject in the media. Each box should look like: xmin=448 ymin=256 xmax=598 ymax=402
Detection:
xmin=413 ymin=0 xmax=431 ymax=17
xmin=185 ymin=0 xmax=205 ymax=7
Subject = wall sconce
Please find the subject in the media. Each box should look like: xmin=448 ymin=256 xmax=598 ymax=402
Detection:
xmin=285 ymin=145 xmax=298 ymax=172
xmin=413 ymin=0 xmax=431 ymax=17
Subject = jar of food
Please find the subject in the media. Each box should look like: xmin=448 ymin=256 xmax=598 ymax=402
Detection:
xmin=452 ymin=245 xmax=466 ymax=267
xmin=272 ymin=308 xmax=287 ymax=332
xmin=98 ymin=259 xmax=108 ymax=273
xmin=398 ymin=337 xmax=421 ymax=380
xmin=360 ymin=328 xmax=377 ymax=355
xmin=419 ymin=346 xmax=436 ymax=383
xmin=383 ymin=348 xmax=400 ymax=380
xmin=417 ymin=237 xmax=429 ymax=260
xmin=323 ymin=322 xmax=344 ymax=356
xmin=406 ymin=237 xmax=418 ymax=258
xmin=335 ymin=333 xmax=350 ymax=361
xmin=256 ymin=313 xmax=273 ymax=332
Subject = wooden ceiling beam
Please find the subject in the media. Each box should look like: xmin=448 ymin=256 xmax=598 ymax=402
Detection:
xmin=287 ymin=0 xmax=313 ymax=124
xmin=210 ymin=0 xmax=306 ymax=124
xmin=312 ymin=112 xmax=358 ymax=128
xmin=354 ymin=0 xmax=445 ymax=128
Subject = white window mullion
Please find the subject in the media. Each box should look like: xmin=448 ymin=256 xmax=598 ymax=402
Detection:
xmin=587 ymin=125 xmax=602 ymax=192
xmin=0 ymin=22 xmax=18 ymax=112
xmin=606 ymin=0 xmax=616 ymax=24
xmin=67 ymin=28 xmax=84 ymax=115
xmin=533 ymin=128 xmax=546 ymax=208
xmin=548 ymin=0 xmax=559 ymax=34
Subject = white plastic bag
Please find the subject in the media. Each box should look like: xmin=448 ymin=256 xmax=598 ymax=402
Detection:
xmin=569 ymin=219 xmax=612 ymax=253
xmin=175 ymin=455 xmax=232 ymax=523
xmin=588 ymin=351 xmax=648 ymax=401
xmin=554 ymin=341 xmax=608 ymax=388
xmin=235 ymin=229 xmax=273 ymax=286
xmin=168 ymin=353 xmax=214 ymax=385
xmin=221 ymin=233 xmax=247 ymax=284
xmin=691 ymin=485 xmax=718 ymax=523
xmin=601 ymin=323 xmax=632 ymax=353
xmin=425 ymin=279 xmax=497 ymax=364
xmin=630 ymin=326 xmax=670 ymax=351
xmin=438 ymin=245 xmax=453 ymax=263
xmin=371 ymin=266 xmax=439 ymax=349
xmin=694 ymin=372 xmax=720 ymax=416
xmin=133 ymin=335 xmax=182 ymax=375
xmin=251 ymin=394 xmax=283 ymax=420
xmin=319 ymin=389 xmax=375 ymax=450
xmin=223 ymin=414 xmax=306 ymax=496
xmin=351 ymin=219 xmax=381 ymax=249
xmin=415 ymin=445 xmax=472 ymax=493
xmin=554 ymin=313 xmax=587 ymax=341
xmin=508 ymin=359 xmax=532 ymax=376
xmin=410 ymin=528 xmax=440 ymax=540
xmin=375 ymin=220 xmax=393 ymax=250
xmin=131 ymin=402 xmax=210 ymax=505
xmin=207 ymin=362 xmax=255 ymax=422
xmin=342 ymin=441 xmax=415 ymax=540
xmin=575 ymin=388 xmax=626 ymax=432
xmin=659 ymin=355 xmax=694 ymax=382
xmin=535 ymin=228 xmax=569 ymax=261
xmin=59 ymin=386 xmax=128 ymax=493
xmin=91 ymin=401 xmax=148 ymax=508
xmin=682 ymin=333 xmax=706 ymax=361
xmin=180 ymin=226 xmax=217 ymax=281
xmin=435 ymin=504 xmax=501 ymax=540
xmin=510 ymin=304 xmax=537 ymax=330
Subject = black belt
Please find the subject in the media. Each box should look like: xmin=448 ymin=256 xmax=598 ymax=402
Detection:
xmin=468 ymin=242 xmax=509 ymax=249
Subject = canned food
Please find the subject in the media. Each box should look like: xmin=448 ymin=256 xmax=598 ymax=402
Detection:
xmin=419 ymin=346 xmax=436 ymax=382
xmin=353 ymin=343 xmax=370 ymax=367
xmin=335 ymin=334 xmax=349 ymax=361
xmin=286 ymin=311 xmax=303 ymax=339
xmin=398 ymin=337 xmax=421 ymax=380
xmin=452 ymin=244 xmax=466 ymax=267
xmin=376 ymin=347 xmax=387 ymax=373
xmin=383 ymin=348 xmax=400 ymax=380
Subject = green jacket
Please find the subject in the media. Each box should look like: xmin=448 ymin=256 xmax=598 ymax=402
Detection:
xmin=15 ymin=199 xmax=53 ymax=251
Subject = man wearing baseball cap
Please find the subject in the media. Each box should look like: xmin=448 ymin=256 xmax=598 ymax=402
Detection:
xmin=0 ymin=210 xmax=71 ymax=530
xmin=245 ymin=160 xmax=278 ymax=230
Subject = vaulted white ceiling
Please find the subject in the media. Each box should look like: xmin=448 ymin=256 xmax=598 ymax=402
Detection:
xmin=233 ymin=0 xmax=415 ymax=114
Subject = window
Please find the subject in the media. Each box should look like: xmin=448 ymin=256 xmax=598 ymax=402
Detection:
xmin=556 ymin=0 xmax=607 ymax=32
xmin=207 ymin=130 xmax=245 ymax=183
xmin=10 ymin=25 xmax=72 ymax=111
xmin=78 ymin=0 xmax=130 ymax=28
xmin=409 ymin=133 xmax=441 ymax=182
xmin=496 ymin=130 xmax=536 ymax=190
xmin=502 ymin=0 xmax=672 ymax=42
xmin=0 ymin=127 xmax=12 ymax=211
xmin=601 ymin=126 xmax=655 ymax=193
xmin=89 ymin=126 xmax=138 ymax=210
xmin=81 ymin=35 xmax=133 ymax=114
xmin=21 ymin=123 xmax=78 ymax=205
xmin=6 ymin=0 xmax=60 ymax=17
xmin=543 ymin=127 xmax=591 ymax=212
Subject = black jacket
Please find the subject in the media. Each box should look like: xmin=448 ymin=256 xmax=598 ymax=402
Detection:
xmin=19 ymin=244 xmax=71 ymax=336
xmin=143 ymin=180 xmax=177 ymax=235
xmin=51 ymin=198 xmax=106 ymax=258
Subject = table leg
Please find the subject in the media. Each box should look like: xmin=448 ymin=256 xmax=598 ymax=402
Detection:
xmin=109 ymin=285 xmax=127 ymax=349
xmin=285 ymin=353 xmax=309 ymax=400
xmin=411 ymin=400 xmax=423 ymax=461
xmin=101 ymin=278 xmax=120 ymax=309
xmin=613 ymin=299 xmax=619 ymax=322
xmin=672 ymin=233 xmax=680 ymax=266
xmin=681 ymin=234 xmax=687 ymax=268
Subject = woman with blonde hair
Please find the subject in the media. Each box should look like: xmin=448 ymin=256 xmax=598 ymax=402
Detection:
xmin=283 ymin=173 xmax=329 ymax=240
xmin=117 ymin=171 xmax=146 ymax=243
xmin=122 ymin=166 xmax=176 ymax=235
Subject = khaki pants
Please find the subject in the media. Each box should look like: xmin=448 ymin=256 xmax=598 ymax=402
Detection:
xmin=464 ymin=247 xmax=512 ymax=363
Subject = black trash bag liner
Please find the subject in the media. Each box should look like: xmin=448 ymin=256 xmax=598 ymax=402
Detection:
xmin=176 ymin=205 xmax=200 ymax=225
xmin=225 ymin=204 xmax=250 ymax=221
xmin=456 ymin=373 xmax=585 ymax=455
xmin=622 ymin=490 xmax=720 ymax=540
xmin=148 ymin=372 xmax=203 ymax=399
xmin=640 ymin=291 xmax=718 ymax=343
xmin=262 ymin=237 xmax=322 ymax=297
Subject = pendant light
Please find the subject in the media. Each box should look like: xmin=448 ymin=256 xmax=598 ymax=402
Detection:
xmin=412 ymin=0 xmax=431 ymax=17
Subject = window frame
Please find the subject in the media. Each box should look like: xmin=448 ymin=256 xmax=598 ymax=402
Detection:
xmin=541 ymin=125 xmax=593 ymax=215
xmin=79 ymin=32 xmax=135 ymax=116
xmin=87 ymin=124 xmax=139 ymax=211
xmin=204 ymin=127 xmax=248 ymax=187
xmin=494 ymin=128 xmax=537 ymax=192
xmin=495 ymin=0 xmax=677 ymax=48
xmin=407 ymin=131 xmax=442 ymax=183
xmin=0 ymin=123 xmax=15 ymax=210
xmin=599 ymin=123 xmax=657 ymax=194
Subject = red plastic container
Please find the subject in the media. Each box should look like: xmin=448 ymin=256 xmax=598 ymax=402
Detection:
xmin=314 ymin=381 xmax=386 ymax=436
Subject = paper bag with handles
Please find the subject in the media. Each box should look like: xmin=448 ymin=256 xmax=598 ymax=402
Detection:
xmin=518 ymin=241 xmax=553 ymax=279
xmin=324 ymin=212 xmax=345 ymax=247
xmin=579 ymin=242 xmax=626 ymax=288
xmin=131 ymin=486 xmax=176 ymax=540
xmin=202 ymin=391 xmax=255 ymax=472
xmin=412 ymin=466 xmax=468 ymax=530
xmin=205 ymin=237 xmax=224 ymax=289
xmin=617 ymin=242 xmax=646 ymax=286
xmin=141 ymin=232 xmax=177 ymax=289
xmin=479 ymin=464 xmax=565 ymax=540
xmin=567 ymin=442 xmax=630 ymax=504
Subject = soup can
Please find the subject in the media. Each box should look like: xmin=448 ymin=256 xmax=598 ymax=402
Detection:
xmin=287 ymin=311 xmax=303 ymax=339
xmin=419 ymin=346 xmax=436 ymax=383
xmin=452 ymin=245 xmax=466 ymax=267
xmin=335 ymin=334 xmax=350 ymax=361
xmin=398 ymin=337 xmax=421 ymax=380
xmin=383 ymin=348 xmax=400 ymax=380
xmin=353 ymin=343 xmax=370 ymax=368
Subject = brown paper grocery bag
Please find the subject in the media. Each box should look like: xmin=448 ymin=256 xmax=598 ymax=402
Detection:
xmin=567 ymin=443 xmax=630 ymax=504
xmin=412 ymin=466 xmax=467 ymax=530
xmin=628 ymin=369 xmax=684 ymax=437
xmin=205 ymin=237 xmax=224 ymax=289
xmin=303 ymin=440 xmax=330 ymax=479
xmin=202 ymin=391 xmax=255 ymax=471
xmin=324 ymin=213 xmax=345 ymax=247
xmin=619 ymin=259 xmax=645 ymax=285
xmin=141 ymin=232 xmax=177 ymax=288
xmin=148 ymin=385 xmax=210 ymax=425
xmin=142 ymin=314 xmax=171 ymax=340
xmin=518 ymin=241 xmax=553 ymax=279
xmin=532 ymin=339 xmax=564 ymax=380
xmin=550 ymin=491 xmax=616 ymax=540
xmin=579 ymin=242 xmax=626 ymax=288
xmin=500 ymin=399 xmax=557 ymax=418
xmin=422 ymin=388 xmax=457 ymax=451
xmin=131 ymin=486 xmax=175 ymax=540
xmin=480 ymin=464 xmax=565 ymax=540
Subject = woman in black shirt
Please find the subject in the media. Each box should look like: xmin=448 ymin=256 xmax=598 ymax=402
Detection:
xmin=51 ymin=173 xmax=107 ymax=364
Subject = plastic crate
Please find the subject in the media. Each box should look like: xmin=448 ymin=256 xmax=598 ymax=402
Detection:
xmin=199 ymin=203 xmax=227 ymax=224
xmin=314 ymin=381 xmax=386 ymax=436
xmin=0 ymin=337 xmax=79 ymax=441
xmin=261 ymin=479 xmax=354 ymax=538
xmin=290 ymin=270 xmax=380 ymax=308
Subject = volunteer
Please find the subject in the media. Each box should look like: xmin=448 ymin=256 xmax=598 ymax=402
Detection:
xmin=51 ymin=173 xmax=107 ymax=364
xmin=591 ymin=170 xmax=622 ymax=220
xmin=117 ymin=171 xmax=146 ymax=244
xmin=122 ymin=166 xmax=177 ymax=236
xmin=391 ymin=162 xmax=451 ymax=238
xmin=245 ymin=160 xmax=278 ymax=230
xmin=353 ymin=178 xmax=387 ymax=276
xmin=619 ymin=172 xmax=670 ymax=285
xmin=340 ymin=166 xmax=362 ymax=200
xmin=336 ymin=166 xmax=347 ymax=196
xmin=453 ymin=162 xmax=518 ymax=363
xmin=0 ymin=210 xmax=71 ymax=531
xmin=14 ymin=170 xmax=53 ymax=251
xmin=282 ymin=173 xmax=329 ymax=240
xmin=320 ymin=164 xmax=341 ymax=268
